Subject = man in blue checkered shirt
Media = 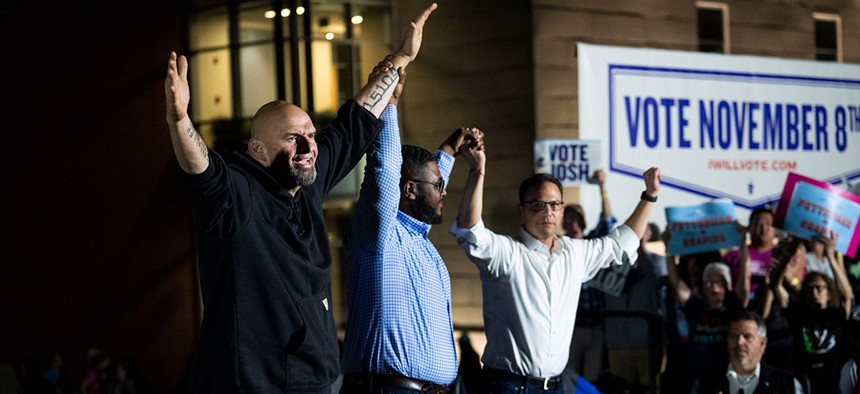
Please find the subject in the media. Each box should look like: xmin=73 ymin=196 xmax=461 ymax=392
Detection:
xmin=340 ymin=63 xmax=483 ymax=393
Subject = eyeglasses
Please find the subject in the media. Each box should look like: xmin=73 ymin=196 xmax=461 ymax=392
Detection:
xmin=522 ymin=200 xmax=565 ymax=212
xmin=411 ymin=178 xmax=445 ymax=192
xmin=705 ymin=279 xmax=726 ymax=288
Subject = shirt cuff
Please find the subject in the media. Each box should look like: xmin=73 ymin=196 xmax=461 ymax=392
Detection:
xmin=613 ymin=224 xmax=641 ymax=259
xmin=435 ymin=149 xmax=455 ymax=185
xmin=450 ymin=218 xmax=488 ymax=245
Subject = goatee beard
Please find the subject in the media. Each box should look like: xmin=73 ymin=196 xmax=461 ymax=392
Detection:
xmin=290 ymin=167 xmax=317 ymax=187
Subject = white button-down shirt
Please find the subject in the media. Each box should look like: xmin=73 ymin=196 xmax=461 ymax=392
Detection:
xmin=725 ymin=364 xmax=805 ymax=394
xmin=726 ymin=364 xmax=760 ymax=394
xmin=450 ymin=219 xmax=639 ymax=378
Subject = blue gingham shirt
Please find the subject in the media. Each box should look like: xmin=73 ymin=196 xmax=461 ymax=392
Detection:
xmin=341 ymin=105 xmax=458 ymax=384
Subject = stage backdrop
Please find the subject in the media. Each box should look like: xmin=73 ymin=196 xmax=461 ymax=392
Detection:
xmin=577 ymin=43 xmax=860 ymax=228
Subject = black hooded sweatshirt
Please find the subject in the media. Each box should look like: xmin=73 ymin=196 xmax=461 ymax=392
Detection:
xmin=184 ymin=100 xmax=381 ymax=393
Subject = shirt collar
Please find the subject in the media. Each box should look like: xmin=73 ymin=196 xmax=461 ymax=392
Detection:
xmin=726 ymin=363 xmax=761 ymax=385
xmin=398 ymin=210 xmax=431 ymax=236
xmin=517 ymin=226 xmax=562 ymax=254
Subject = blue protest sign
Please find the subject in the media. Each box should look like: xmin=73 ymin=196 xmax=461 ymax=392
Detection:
xmin=665 ymin=199 xmax=740 ymax=255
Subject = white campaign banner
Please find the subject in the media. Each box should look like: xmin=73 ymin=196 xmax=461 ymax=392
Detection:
xmin=534 ymin=139 xmax=602 ymax=186
xmin=578 ymin=43 xmax=860 ymax=228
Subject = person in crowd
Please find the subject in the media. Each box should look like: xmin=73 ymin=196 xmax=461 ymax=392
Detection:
xmin=39 ymin=353 xmax=63 ymax=392
xmin=840 ymin=356 xmax=860 ymax=394
xmin=450 ymin=137 xmax=661 ymax=393
xmin=162 ymin=4 xmax=437 ymax=392
xmin=722 ymin=208 xmax=776 ymax=306
xmin=661 ymin=249 xmax=722 ymax=393
xmin=564 ymin=169 xmax=615 ymax=384
xmin=692 ymin=310 xmax=803 ymax=394
xmin=458 ymin=332 xmax=483 ymax=394
xmin=664 ymin=228 xmax=750 ymax=393
xmin=81 ymin=354 xmax=110 ymax=394
xmin=109 ymin=358 xmax=136 ymax=394
xmin=767 ymin=236 xmax=853 ymax=394
xmin=755 ymin=239 xmax=808 ymax=373
xmin=806 ymin=236 xmax=839 ymax=280
xmin=340 ymin=57 xmax=482 ymax=392
xmin=603 ymin=222 xmax=666 ymax=393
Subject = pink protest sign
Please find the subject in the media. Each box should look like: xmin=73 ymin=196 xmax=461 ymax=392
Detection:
xmin=774 ymin=172 xmax=860 ymax=258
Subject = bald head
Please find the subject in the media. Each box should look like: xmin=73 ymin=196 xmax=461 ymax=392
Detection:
xmin=247 ymin=101 xmax=318 ymax=192
xmin=251 ymin=101 xmax=311 ymax=141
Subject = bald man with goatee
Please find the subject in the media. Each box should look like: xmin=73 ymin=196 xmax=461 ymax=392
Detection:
xmin=163 ymin=4 xmax=437 ymax=393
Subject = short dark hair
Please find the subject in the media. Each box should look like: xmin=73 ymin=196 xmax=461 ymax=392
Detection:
xmin=749 ymin=207 xmax=774 ymax=225
xmin=518 ymin=173 xmax=563 ymax=205
xmin=400 ymin=145 xmax=435 ymax=186
xmin=646 ymin=222 xmax=661 ymax=242
xmin=730 ymin=310 xmax=767 ymax=338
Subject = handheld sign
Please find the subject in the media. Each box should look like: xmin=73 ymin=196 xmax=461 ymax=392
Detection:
xmin=774 ymin=172 xmax=860 ymax=258
xmin=534 ymin=139 xmax=601 ymax=186
xmin=665 ymin=199 xmax=740 ymax=255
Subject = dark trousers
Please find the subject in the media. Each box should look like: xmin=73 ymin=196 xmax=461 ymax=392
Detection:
xmin=479 ymin=368 xmax=564 ymax=394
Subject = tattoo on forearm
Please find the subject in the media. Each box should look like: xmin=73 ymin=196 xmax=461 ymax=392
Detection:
xmin=185 ymin=125 xmax=209 ymax=161
xmin=362 ymin=68 xmax=399 ymax=110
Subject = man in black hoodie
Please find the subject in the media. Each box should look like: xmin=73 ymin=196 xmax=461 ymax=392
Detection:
xmin=163 ymin=4 xmax=437 ymax=393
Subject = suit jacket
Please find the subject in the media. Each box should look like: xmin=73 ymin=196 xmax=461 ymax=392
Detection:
xmin=694 ymin=362 xmax=798 ymax=394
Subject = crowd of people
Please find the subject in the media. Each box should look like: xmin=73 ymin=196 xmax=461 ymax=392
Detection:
xmin=559 ymin=175 xmax=860 ymax=394
xmin=0 ymin=350 xmax=137 ymax=394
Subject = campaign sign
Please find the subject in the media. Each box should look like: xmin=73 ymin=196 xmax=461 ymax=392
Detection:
xmin=587 ymin=264 xmax=632 ymax=297
xmin=534 ymin=139 xmax=601 ymax=186
xmin=578 ymin=43 xmax=860 ymax=225
xmin=774 ymin=172 xmax=860 ymax=258
xmin=665 ymin=199 xmax=740 ymax=255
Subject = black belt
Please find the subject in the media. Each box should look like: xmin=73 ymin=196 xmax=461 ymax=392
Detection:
xmin=483 ymin=367 xmax=562 ymax=390
xmin=342 ymin=373 xmax=449 ymax=394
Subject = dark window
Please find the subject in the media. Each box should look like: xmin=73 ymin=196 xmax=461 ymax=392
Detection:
xmin=815 ymin=19 xmax=838 ymax=61
xmin=698 ymin=7 xmax=724 ymax=53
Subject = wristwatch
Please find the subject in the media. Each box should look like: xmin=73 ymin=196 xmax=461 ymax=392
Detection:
xmin=640 ymin=191 xmax=658 ymax=202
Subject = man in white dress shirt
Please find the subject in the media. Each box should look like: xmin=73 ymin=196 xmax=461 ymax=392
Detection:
xmin=449 ymin=141 xmax=660 ymax=393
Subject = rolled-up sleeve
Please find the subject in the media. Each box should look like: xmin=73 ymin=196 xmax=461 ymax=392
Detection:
xmin=450 ymin=219 xmax=515 ymax=276
xmin=580 ymin=224 xmax=640 ymax=280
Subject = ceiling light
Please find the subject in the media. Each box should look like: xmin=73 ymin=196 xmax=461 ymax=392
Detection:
xmin=351 ymin=15 xmax=364 ymax=24
xmin=325 ymin=32 xmax=335 ymax=40
xmin=296 ymin=6 xmax=305 ymax=15
xmin=281 ymin=8 xmax=291 ymax=17
xmin=264 ymin=10 xmax=276 ymax=19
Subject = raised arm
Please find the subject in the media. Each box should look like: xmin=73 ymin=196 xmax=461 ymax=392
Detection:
xmin=663 ymin=229 xmax=692 ymax=306
xmin=593 ymin=169 xmax=614 ymax=220
xmin=769 ymin=247 xmax=792 ymax=310
xmin=457 ymin=130 xmax=486 ymax=229
xmin=736 ymin=223 xmax=752 ymax=307
xmin=823 ymin=234 xmax=853 ymax=318
xmin=349 ymin=62 xmax=405 ymax=248
xmin=622 ymin=167 xmax=660 ymax=238
xmin=354 ymin=3 xmax=436 ymax=117
xmin=164 ymin=52 xmax=209 ymax=174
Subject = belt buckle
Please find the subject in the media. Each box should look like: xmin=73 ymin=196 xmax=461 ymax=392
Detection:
xmin=423 ymin=383 xmax=437 ymax=394
xmin=542 ymin=377 xmax=549 ymax=391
